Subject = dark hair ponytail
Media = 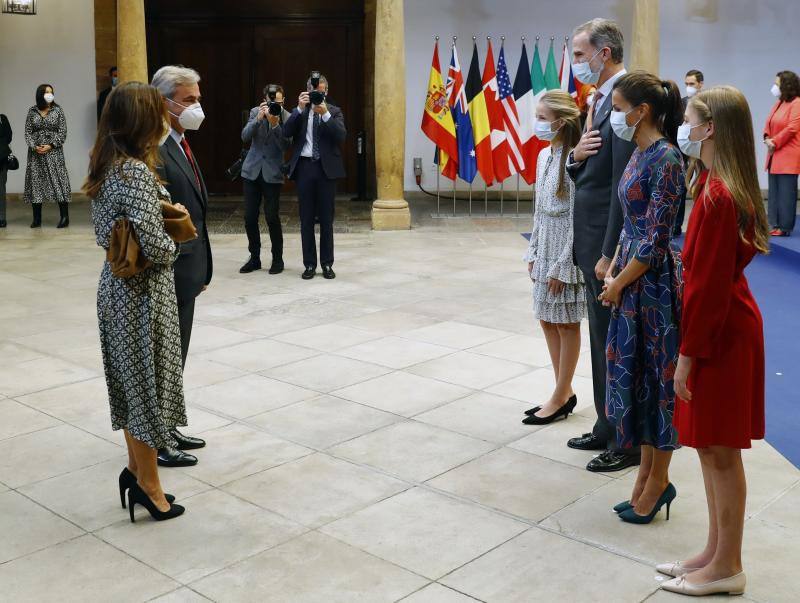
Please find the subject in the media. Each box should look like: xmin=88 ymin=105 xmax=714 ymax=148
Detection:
xmin=613 ymin=71 xmax=683 ymax=145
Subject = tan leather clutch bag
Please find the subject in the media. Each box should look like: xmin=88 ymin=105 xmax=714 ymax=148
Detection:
xmin=106 ymin=218 xmax=152 ymax=278
xmin=161 ymin=201 xmax=198 ymax=243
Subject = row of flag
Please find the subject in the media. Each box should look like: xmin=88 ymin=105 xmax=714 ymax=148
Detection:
xmin=421 ymin=37 xmax=585 ymax=186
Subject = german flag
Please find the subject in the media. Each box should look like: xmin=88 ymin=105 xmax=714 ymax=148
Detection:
xmin=466 ymin=41 xmax=494 ymax=186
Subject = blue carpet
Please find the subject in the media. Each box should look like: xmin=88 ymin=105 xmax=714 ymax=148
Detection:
xmin=520 ymin=231 xmax=800 ymax=468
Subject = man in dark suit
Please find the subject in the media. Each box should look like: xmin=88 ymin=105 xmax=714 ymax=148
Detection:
xmin=566 ymin=19 xmax=639 ymax=472
xmin=96 ymin=66 xmax=117 ymax=122
xmin=151 ymin=65 xmax=213 ymax=467
xmin=282 ymin=73 xmax=346 ymax=280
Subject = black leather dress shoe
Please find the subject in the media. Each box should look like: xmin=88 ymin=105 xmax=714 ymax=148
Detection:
xmin=322 ymin=265 xmax=336 ymax=279
xmin=169 ymin=428 xmax=206 ymax=450
xmin=567 ymin=432 xmax=607 ymax=450
xmin=157 ymin=447 xmax=198 ymax=467
xmin=302 ymin=267 xmax=316 ymax=280
xmin=586 ymin=450 xmax=641 ymax=473
xmin=268 ymin=261 xmax=284 ymax=275
xmin=240 ymin=256 xmax=261 ymax=273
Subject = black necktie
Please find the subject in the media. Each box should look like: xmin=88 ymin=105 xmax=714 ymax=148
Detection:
xmin=312 ymin=113 xmax=321 ymax=160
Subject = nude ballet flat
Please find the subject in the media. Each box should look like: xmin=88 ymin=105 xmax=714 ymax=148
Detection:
xmin=656 ymin=561 xmax=701 ymax=578
xmin=661 ymin=571 xmax=746 ymax=596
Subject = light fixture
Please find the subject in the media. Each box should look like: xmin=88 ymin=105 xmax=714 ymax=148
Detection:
xmin=1 ymin=0 xmax=37 ymax=15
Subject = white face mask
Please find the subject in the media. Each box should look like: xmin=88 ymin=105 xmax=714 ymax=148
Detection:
xmin=158 ymin=120 xmax=171 ymax=147
xmin=534 ymin=119 xmax=560 ymax=141
xmin=677 ymin=122 xmax=708 ymax=159
xmin=685 ymin=85 xmax=698 ymax=98
xmin=43 ymin=92 xmax=55 ymax=104
xmin=168 ymin=99 xmax=205 ymax=130
xmin=771 ymin=83 xmax=781 ymax=98
xmin=610 ymin=107 xmax=642 ymax=142
xmin=586 ymin=93 xmax=596 ymax=107
xmin=572 ymin=48 xmax=604 ymax=85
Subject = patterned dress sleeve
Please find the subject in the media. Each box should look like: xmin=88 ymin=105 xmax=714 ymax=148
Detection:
xmin=122 ymin=161 xmax=178 ymax=266
xmin=52 ymin=108 xmax=67 ymax=148
xmin=680 ymin=181 xmax=738 ymax=359
xmin=524 ymin=152 xmax=548 ymax=262
xmin=547 ymin=172 xmax=577 ymax=281
xmin=24 ymin=109 xmax=35 ymax=149
xmin=633 ymin=146 xmax=684 ymax=268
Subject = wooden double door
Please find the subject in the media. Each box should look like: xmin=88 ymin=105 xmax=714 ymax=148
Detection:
xmin=145 ymin=1 xmax=365 ymax=195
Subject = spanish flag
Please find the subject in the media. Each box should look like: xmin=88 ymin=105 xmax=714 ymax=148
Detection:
xmin=421 ymin=40 xmax=457 ymax=174
xmin=466 ymin=40 xmax=494 ymax=186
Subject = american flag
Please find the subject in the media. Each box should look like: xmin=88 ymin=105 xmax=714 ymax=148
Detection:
xmin=497 ymin=45 xmax=525 ymax=176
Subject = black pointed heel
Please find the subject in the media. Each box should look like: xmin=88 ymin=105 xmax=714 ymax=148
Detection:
xmin=522 ymin=396 xmax=578 ymax=425
xmin=119 ymin=468 xmax=174 ymax=509
xmin=127 ymin=483 xmax=185 ymax=523
xmin=525 ymin=394 xmax=577 ymax=416
xmin=618 ymin=483 xmax=676 ymax=524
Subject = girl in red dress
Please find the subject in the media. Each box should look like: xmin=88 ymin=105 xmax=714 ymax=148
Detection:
xmin=660 ymin=86 xmax=770 ymax=597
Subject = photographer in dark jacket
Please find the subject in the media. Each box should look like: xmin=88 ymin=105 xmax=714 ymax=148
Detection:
xmin=0 ymin=113 xmax=11 ymax=227
xmin=283 ymin=73 xmax=346 ymax=280
xmin=239 ymin=84 xmax=292 ymax=274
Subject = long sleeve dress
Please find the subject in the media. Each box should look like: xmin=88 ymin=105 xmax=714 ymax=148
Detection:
xmin=23 ymin=105 xmax=71 ymax=204
xmin=673 ymin=171 xmax=765 ymax=448
xmin=93 ymin=159 xmax=187 ymax=449
xmin=605 ymin=138 xmax=684 ymax=450
xmin=524 ymin=145 xmax=586 ymax=324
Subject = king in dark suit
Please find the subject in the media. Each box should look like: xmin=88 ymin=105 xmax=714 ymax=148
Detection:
xmin=282 ymin=74 xmax=346 ymax=280
xmin=151 ymin=65 xmax=213 ymax=467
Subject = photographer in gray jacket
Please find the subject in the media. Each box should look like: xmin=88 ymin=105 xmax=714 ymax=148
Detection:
xmin=240 ymin=84 xmax=291 ymax=274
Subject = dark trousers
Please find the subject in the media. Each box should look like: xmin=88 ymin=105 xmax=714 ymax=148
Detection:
xmin=581 ymin=268 xmax=639 ymax=456
xmin=243 ymin=177 xmax=283 ymax=261
xmin=296 ymin=158 xmax=335 ymax=268
xmin=768 ymin=173 xmax=798 ymax=233
xmin=177 ymin=297 xmax=195 ymax=369
xmin=0 ymin=165 xmax=7 ymax=221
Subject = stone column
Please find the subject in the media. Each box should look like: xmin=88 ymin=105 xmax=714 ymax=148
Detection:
xmin=372 ymin=0 xmax=410 ymax=230
xmin=116 ymin=0 xmax=148 ymax=84
xmin=630 ymin=0 xmax=660 ymax=74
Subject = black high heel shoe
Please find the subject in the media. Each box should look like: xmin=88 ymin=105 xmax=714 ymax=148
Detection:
xmin=522 ymin=396 xmax=578 ymax=425
xmin=127 ymin=482 xmax=185 ymax=523
xmin=618 ymin=483 xmax=676 ymax=524
xmin=524 ymin=394 xmax=577 ymax=416
xmin=118 ymin=467 xmax=175 ymax=509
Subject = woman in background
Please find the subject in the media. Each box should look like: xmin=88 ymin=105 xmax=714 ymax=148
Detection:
xmin=0 ymin=112 xmax=11 ymax=228
xmin=522 ymin=89 xmax=585 ymax=426
xmin=763 ymin=70 xmax=800 ymax=237
xmin=24 ymin=84 xmax=71 ymax=228
xmin=661 ymin=85 xmax=768 ymax=597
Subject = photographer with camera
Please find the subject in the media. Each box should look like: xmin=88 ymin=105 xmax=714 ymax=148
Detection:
xmin=240 ymin=84 xmax=292 ymax=274
xmin=283 ymin=72 xmax=346 ymax=280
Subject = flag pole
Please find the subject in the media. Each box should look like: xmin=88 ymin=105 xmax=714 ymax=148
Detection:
xmin=484 ymin=182 xmax=488 ymax=216
xmin=453 ymin=175 xmax=457 ymax=217
xmin=469 ymin=181 xmax=472 ymax=215
xmin=516 ymin=173 xmax=520 ymax=216
xmin=436 ymin=147 xmax=441 ymax=217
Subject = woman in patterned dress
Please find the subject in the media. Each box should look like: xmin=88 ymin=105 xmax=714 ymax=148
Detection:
xmin=23 ymin=84 xmax=71 ymax=228
xmin=522 ymin=90 xmax=586 ymax=425
xmin=85 ymin=82 xmax=188 ymax=522
xmin=599 ymin=72 xmax=685 ymax=524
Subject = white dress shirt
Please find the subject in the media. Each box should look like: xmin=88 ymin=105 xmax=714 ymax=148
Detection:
xmin=593 ymin=67 xmax=627 ymax=114
xmin=299 ymin=106 xmax=331 ymax=158
xmin=169 ymin=128 xmax=186 ymax=159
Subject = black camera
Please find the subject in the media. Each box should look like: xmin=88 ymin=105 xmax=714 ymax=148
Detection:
xmin=265 ymin=84 xmax=282 ymax=116
xmin=309 ymin=90 xmax=326 ymax=105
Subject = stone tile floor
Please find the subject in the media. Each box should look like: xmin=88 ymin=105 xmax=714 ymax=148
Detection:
xmin=0 ymin=203 xmax=798 ymax=602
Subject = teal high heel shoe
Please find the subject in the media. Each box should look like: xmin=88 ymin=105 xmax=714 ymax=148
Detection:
xmin=613 ymin=500 xmax=633 ymax=513
xmin=619 ymin=483 xmax=676 ymax=524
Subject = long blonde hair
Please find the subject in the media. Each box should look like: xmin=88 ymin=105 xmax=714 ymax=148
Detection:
xmin=686 ymin=86 xmax=769 ymax=254
xmin=538 ymin=90 xmax=582 ymax=198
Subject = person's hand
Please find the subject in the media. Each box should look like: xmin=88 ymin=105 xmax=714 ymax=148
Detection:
xmin=313 ymin=101 xmax=328 ymax=115
xmin=41 ymin=144 xmax=52 ymax=153
xmin=257 ymin=102 xmax=269 ymax=121
xmin=548 ymin=278 xmax=565 ymax=295
xmin=599 ymin=275 xmax=622 ymax=307
xmin=573 ymin=129 xmax=602 ymax=162
xmin=173 ymin=203 xmax=188 ymax=214
xmin=298 ymin=92 xmax=310 ymax=111
xmin=34 ymin=145 xmax=47 ymax=154
xmin=674 ymin=354 xmax=693 ymax=401
xmin=527 ymin=261 xmax=535 ymax=281
xmin=267 ymin=113 xmax=280 ymax=126
xmin=765 ymin=138 xmax=776 ymax=154
xmin=201 ymin=285 xmax=208 ymax=293
xmin=595 ymin=255 xmax=611 ymax=281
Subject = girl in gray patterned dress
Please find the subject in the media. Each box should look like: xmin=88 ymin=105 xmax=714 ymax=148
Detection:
xmin=24 ymin=84 xmax=71 ymax=228
xmin=85 ymin=82 xmax=187 ymax=522
xmin=522 ymin=90 xmax=586 ymax=425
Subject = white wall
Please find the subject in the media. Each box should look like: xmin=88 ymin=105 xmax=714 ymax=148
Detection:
xmin=0 ymin=0 xmax=97 ymax=195
xmin=404 ymin=0 xmax=796 ymax=192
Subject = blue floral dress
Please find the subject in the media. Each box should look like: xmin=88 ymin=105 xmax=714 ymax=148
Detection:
xmin=606 ymin=138 xmax=684 ymax=450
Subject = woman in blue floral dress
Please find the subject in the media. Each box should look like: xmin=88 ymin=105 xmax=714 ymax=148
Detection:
xmin=599 ymin=72 xmax=685 ymax=524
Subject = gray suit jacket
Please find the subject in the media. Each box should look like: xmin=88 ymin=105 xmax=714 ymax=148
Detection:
xmin=566 ymin=96 xmax=636 ymax=273
xmin=241 ymin=106 xmax=291 ymax=183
